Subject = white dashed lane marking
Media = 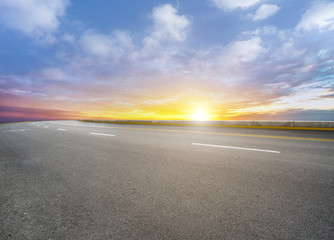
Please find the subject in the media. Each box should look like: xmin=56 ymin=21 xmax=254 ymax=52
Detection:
xmin=192 ymin=143 xmax=280 ymax=153
xmin=90 ymin=132 xmax=115 ymax=137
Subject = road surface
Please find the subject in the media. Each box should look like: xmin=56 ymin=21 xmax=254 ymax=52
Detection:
xmin=1 ymin=121 xmax=334 ymax=239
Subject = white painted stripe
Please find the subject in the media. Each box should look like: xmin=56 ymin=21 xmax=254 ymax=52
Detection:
xmin=58 ymin=128 xmax=67 ymax=131
xmin=192 ymin=143 xmax=280 ymax=153
xmin=51 ymin=122 xmax=106 ymax=128
xmin=90 ymin=132 xmax=115 ymax=137
xmin=44 ymin=126 xmax=48 ymax=128
xmin=7 ymin=129 xmax=26 ymax=132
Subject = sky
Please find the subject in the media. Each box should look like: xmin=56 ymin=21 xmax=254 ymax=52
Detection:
xmin=0 ymin=0 xmax=334 ymax=123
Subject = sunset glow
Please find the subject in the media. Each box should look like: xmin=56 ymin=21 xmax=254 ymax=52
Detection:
xmin=190 ymin=109 xmax=211 ymax=121
xmin=0 ymin=0 xmax=334 ymax=123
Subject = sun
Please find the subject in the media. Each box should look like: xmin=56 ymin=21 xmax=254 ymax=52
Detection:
xmin=190 ymin=109 xmax=210 ymax=121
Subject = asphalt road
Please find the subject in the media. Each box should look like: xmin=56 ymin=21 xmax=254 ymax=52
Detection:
xmin=1 ymin=120 xmax=334 ymax=240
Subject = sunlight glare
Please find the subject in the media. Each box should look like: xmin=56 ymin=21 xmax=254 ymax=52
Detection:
xmin=191 ymin=109 xmax=210 ymax=121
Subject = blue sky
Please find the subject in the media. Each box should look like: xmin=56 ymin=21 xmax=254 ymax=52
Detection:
xmin=0 ymin=0 xmax=334 ymax=122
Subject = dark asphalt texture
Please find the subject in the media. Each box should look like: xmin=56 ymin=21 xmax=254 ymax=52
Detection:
xmin=1 ymin=121 xmax=334 ymax=239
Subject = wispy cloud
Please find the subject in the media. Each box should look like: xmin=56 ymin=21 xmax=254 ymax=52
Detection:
xmin=211 ymin=0 xmax=263 ymax=10
xmin=296 ymin=1 xmax=334 ymax=31
xmin=79 ymin=30 xmax=133 ymax=60
xmin=221 ymin=37 xmax=265 ymax=64
xmin=0 ymin=0 xmax=69 ymax=44
xmin=249 ymin=4 xmax=280 ymax=21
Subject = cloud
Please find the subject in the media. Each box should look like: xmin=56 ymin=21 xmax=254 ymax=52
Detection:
xmin=250 ymin=4 xmax=280 ymax=21
xmin=211 ymin=0 xmax=263 ymax=10
xmin=40 ymin=68 xmax=66 ymax=80
xmin=79 ymin=30 xmax=134 ymax=60
xmin=143 ymin=4 xmax=191 ymax=49
xmin=62 ymin=33 xmax=75 ymax=43
xmin=242 ymin=25 xmax=278 ymax=36
xmin=0 ymin=0 xmax=69 ymax=43
xmin=296 ymin=1 xmax=334 ymax=31
xmin=151 ymin=4 xmax=191 ymax=41
xmin=222 ymin=37 xmax=265 ymax=64
xmin=320 ymin=93 xmax=334 ymax=98
xmin=131 ymin=4 xmax=191 ymax=62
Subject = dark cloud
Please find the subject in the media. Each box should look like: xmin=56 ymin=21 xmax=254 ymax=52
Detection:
xmin=320 ymin=93 xmax=334 ymax=98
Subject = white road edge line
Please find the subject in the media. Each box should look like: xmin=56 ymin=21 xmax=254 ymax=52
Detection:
xmin=7 ymin=129 xmax=27 ymax=132
xmin=192 ymin=143 xmax=280 ymax=153
xmin=58 ymin=128 xmax=67 ymax=131
xmin=90 ymin=132 xmax=115 ymax=137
